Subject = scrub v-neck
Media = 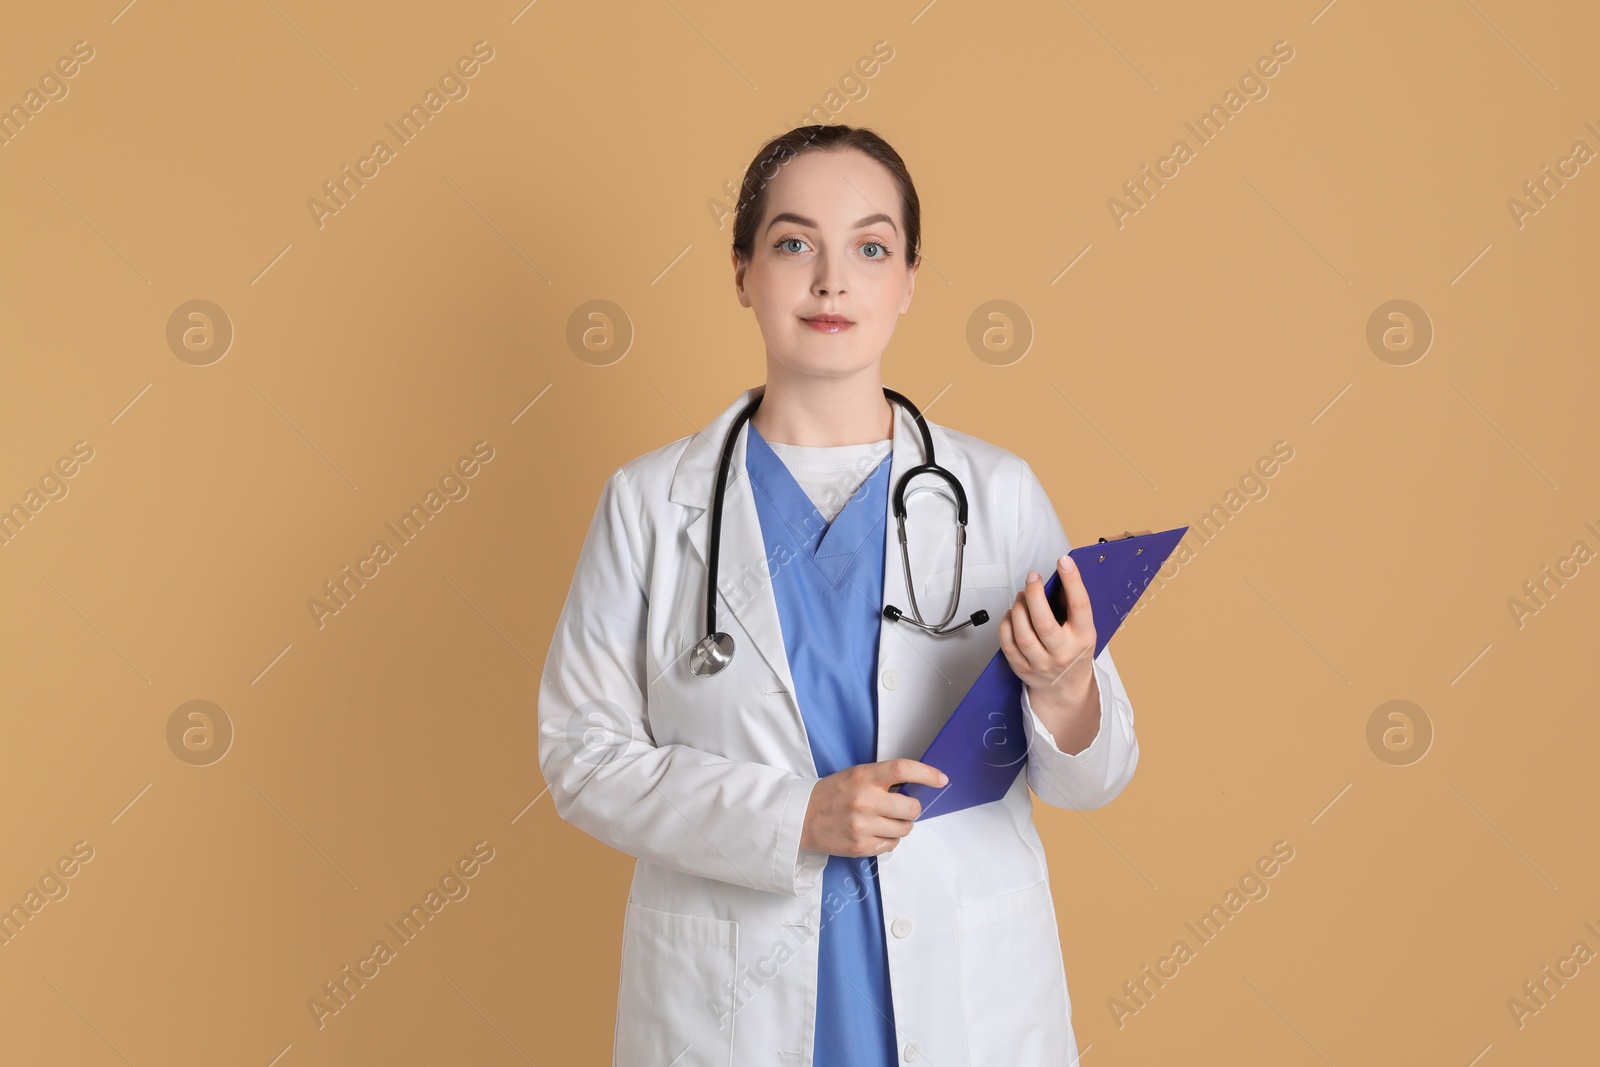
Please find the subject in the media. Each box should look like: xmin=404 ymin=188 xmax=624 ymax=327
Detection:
xmin=763 ymin=437 xmax=892 ymax=525
xmin=745 ymin=424 xmax=892 ymax=588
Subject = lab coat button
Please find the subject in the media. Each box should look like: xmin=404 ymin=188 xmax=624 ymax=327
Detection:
xmin=890 ymin=917 xmax=912 ymax=938
xmin=903 ymin=1042 xmax=921 ymax=1061
xmin=881 ymin=668 xmax=900 ymax=690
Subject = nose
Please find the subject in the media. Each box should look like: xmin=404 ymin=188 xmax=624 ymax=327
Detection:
xmin=812 ymin=247 xmax=847 ymax=297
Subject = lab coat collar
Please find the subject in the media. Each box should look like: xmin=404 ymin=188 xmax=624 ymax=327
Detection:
xmin=669 ymin=383 xmax=963 ymax=712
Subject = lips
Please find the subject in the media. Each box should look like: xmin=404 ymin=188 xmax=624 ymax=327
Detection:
xmin=801 ymin=313 xmax=855 ymax=333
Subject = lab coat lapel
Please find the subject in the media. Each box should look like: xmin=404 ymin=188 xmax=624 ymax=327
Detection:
xmin=671 ymin=385 xmax=801 ymax=705
xmin=874 ymin=391 xmax=970 ymax=760
xmin=877 ymin=391 xmax=948 ymax=641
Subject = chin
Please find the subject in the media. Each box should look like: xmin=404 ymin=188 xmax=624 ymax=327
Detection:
xmin=772 ymin=350 xmax=867 ymax=379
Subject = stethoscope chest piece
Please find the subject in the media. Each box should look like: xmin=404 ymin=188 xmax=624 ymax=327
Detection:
xmin=689 ymin=631 xmax=735 ymax=676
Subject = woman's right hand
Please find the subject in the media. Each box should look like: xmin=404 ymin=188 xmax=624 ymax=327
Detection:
xmin=799 ymin=759 xmax=948 ymax=858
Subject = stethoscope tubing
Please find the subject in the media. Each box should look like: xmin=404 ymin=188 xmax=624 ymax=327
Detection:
xmin=691 ymin=386 xmax=986 ymax=677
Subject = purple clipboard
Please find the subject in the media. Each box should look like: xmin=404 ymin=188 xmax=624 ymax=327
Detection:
xmin=897 ymin=525 xmax=1188 ymax=821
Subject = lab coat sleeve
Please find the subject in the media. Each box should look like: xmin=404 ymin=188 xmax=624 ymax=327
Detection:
xmin=1011 ymin=458 xmax=1140 ymax=810
xmin=537 ymin=467 xmax=828 ymax=897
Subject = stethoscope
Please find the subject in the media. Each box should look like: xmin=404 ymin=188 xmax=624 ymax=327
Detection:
xmin=689 ymin=386 xmax=991 ymax=677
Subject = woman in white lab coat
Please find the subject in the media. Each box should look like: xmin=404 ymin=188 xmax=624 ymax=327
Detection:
xmin=538 ymin=124 xmax=1139 ymax=1066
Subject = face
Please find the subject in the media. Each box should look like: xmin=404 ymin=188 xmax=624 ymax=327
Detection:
xmin=732 ymin=148 xmax=918 ymax=381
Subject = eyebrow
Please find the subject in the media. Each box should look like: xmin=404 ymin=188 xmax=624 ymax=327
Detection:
xmin=764 ymin=211 xmax=898 ymax=235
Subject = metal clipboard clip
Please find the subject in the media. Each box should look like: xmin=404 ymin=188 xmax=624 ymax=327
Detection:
xmin=1093 ymin=529 xmax=1154 ymax=561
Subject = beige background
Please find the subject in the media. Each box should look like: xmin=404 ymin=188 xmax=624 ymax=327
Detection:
xmin=3 ymin=0 xmax=1597 ymax=1062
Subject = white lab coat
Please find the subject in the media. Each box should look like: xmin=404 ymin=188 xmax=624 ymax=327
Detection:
xmin=537 ymin=384 xmax=1139 ymax=1066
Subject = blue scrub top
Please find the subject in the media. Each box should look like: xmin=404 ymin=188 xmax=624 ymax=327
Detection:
xmin=745 ymin=422 xmax=898 ymax=1066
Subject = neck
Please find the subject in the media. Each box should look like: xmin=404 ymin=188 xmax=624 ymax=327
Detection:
xmin=750 ymin=365 xmax=894 ymax=446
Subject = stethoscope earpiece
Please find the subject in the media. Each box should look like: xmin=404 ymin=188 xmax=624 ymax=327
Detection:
xmin=695 ymin=386 xmax=984 ymax=678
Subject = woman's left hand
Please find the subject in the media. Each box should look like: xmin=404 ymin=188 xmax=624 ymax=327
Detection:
xmin=998 ymin=554 xmax=1102 ymax=752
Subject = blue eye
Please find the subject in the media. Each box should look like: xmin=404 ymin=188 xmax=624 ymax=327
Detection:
xmin=774 ymin=237 xmax=894 ymax=259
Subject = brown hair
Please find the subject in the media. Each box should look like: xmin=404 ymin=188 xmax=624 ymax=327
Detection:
xmin=731 ymin=124 xmax=921 ymax=269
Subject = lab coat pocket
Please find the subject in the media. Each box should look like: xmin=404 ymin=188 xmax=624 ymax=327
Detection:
xmin=614 ymin=901 xmax=737 ymax=1067
xmin=956 ymin=879 xmax=1071 ymax=1066
xmin=923 ymin=561 xmax=1012 ymax=602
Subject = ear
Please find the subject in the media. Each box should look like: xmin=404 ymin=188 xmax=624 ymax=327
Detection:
xmin=899 ymin=257 xmax=919 ymax=315
xmin=731 ymin=247 xmax=751 ymax=309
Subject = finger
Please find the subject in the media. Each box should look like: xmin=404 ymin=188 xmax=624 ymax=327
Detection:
xmin=875 ymin=759 xmax=947 ymax=790
xmin=1057 ymin=554 xmax=1094 ymax=639
xmin=1007 ymin=586 xmax=1049 ymax=670
xmin=867 ymin=812 xmax=917 ymax=838
xmin=997 ymin=605 xmax=1020 ymax=662
xmin=851 ymin=818 xmax=914 ymax=857
xmin=1021 ymin=567 xmax=1067 ymax=651
xmin=871 ymin=790 xmax=925 ymax=823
